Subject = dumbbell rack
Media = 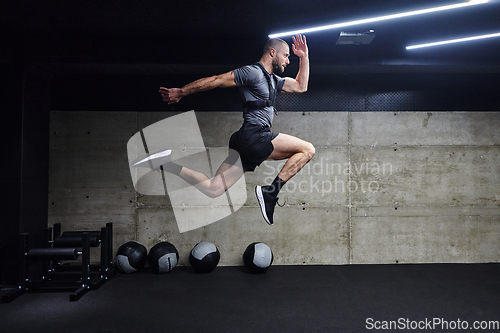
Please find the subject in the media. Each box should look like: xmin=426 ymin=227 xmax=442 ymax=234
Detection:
xmin=2 ymin=223 xmax=115 ymax=303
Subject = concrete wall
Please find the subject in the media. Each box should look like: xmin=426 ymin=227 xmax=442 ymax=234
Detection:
xmin=48 ymin=111 xmax=500 ymax=266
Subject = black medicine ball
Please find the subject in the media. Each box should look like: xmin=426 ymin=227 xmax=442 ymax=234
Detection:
xmin=189 ymin=242 xmax=220 ymax=273
xmin=115 ymin=241 xmax=148 ymax=273
xmin=148 ymin=242 xmax=179 ymax=273
xmin=243 ymin=242 xmax=273 ymax=274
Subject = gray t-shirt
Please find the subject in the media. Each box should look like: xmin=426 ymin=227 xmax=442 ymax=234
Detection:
xmin=233 ymin=63 xmax=285 ymax=128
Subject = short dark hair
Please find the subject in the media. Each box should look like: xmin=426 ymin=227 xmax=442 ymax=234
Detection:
xmin=263 ymin=38 xmax=288 ymax=55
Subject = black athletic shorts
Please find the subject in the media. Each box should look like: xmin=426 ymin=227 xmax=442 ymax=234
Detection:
xmin=228 ymin=123 xmax=279 ymax=171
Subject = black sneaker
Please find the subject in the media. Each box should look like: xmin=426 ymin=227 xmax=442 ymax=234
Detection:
xmin=255 ymin=185 xmax=278 ymax=225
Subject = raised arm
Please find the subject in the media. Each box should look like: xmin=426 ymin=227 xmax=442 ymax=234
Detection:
xmin=159 ymin=70 xmax=236 ymax=104
xmin=281 ymin=34 xmax=309 ymax=94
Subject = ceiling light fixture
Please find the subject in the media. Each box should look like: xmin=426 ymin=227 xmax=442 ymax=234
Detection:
xmin=268 ymin=0 xmax=489 ymax=39
xmin=406 ymin=32 xmax=500 ymax=49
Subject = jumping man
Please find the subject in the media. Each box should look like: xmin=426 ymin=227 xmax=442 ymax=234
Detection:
xmin=157 ymin=34 xmax=314 ymax=225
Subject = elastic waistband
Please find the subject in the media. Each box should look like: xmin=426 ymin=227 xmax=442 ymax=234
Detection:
xmin=241 ymin=122 xmax=271 ymax=132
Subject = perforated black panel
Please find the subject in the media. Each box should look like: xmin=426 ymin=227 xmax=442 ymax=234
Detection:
xmin=364 ymin=91 xmax=421 ymax=111
xmin=51 ymin=72 xmax=500 ymax=112
xmin=276 ymin=89 xmax=365 ymax=111
xmin=274 ymin=73 xmax=500 ymax=112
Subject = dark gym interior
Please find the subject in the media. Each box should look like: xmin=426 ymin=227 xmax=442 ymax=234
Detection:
xmin=1 ymin=1 xmax=500 ymax=332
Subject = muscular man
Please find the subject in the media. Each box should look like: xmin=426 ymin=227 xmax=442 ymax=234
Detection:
xmin=158 ymin=34 xmax=314 ymax=225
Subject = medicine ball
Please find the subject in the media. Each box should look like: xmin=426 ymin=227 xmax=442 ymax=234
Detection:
xmin=189 ymin=242 xmax=220 ymax=273
xmin=148 ymin=242 xmax=179 ymax=273
xmin=115 ymin=241 xmax=148 ymax=273
xmin=243 ymin=242 xmax=273 ymax=274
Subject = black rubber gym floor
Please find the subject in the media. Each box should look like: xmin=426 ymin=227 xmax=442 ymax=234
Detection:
xmin=1 ymin=264 xmax=499 ymax=332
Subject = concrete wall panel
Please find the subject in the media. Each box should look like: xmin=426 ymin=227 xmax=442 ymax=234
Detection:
xmin=351 ymin=112 xmax=500 ymax=146
xmin=350 ymin=146 xmax=500 ymax=207
xmin=49 ymin=111 xmax=500 ymax=266
xmin=352 ymin=215 xmax=500 ymax=264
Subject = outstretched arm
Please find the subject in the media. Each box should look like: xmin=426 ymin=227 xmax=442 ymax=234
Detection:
xmin=281 ymin=34 xmax=309 ymax=94
xmin=159 ymin=71 xmax=236 ymax=104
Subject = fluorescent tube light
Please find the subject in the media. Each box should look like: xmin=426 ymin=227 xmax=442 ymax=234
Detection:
xmin=406 ymin=32 xmax=500 ymax=49
xmin=268 ymin=0 xmax=489 ymax=38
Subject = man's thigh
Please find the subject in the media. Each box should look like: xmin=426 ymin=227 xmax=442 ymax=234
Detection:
xmin=268 ymin=133 xmax=311 ymax=161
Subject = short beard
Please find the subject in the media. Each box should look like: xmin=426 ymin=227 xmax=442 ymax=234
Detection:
xmin=272 ymin=59 xmax=284 ymax=75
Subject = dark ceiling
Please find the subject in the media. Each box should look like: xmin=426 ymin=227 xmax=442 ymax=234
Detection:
xmin=2 ymin=0 xmax=500 ymax=71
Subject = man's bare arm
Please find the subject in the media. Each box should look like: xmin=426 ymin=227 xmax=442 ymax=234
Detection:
xmin=159 ymin=71 xmax=236 ymax=104
xmin=281 ymin=34 xmax=309 ymax=94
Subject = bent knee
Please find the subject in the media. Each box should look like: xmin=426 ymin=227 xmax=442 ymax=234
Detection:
xmin=205 ymin=184 xmax=227 ymax=198
xmin=206 ymin=189 xmax=225 ymax=199
xmin=304 ymin=142 xmax=315 ymax=161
